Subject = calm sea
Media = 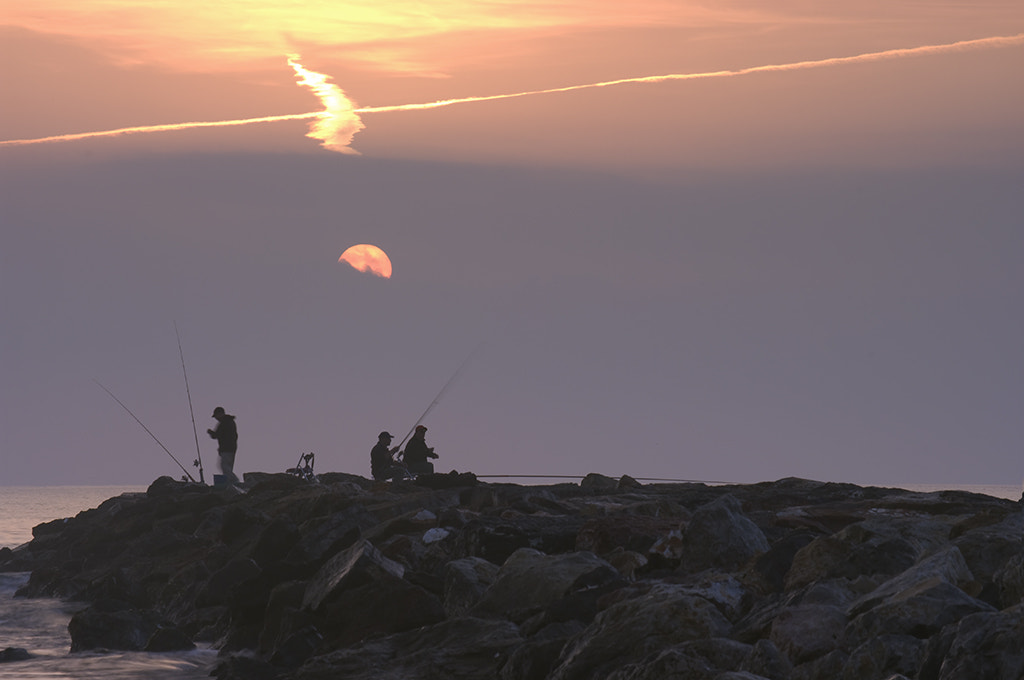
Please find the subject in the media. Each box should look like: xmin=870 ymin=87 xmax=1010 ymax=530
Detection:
xmin=0 ymin=481 xmax=1020 ymax=678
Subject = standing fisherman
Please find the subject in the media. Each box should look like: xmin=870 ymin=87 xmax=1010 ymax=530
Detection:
xmin=402 ymin=425 xmax=439 ymax=476
xmin=207 ymin=406 xmax=239 ymax=485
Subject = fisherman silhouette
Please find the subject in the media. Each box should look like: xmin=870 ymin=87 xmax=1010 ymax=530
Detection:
xmin=207 ymin=406 xmax=239 ymax=485
xmin=402 ymin=425 xmax=439 ymax=476
xmin=370 ymin=431 xmax=408 ymax=482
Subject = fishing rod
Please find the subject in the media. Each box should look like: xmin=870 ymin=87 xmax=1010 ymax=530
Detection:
xmin=94 ymin=379 xmax=197 ymax=482
xmin=175 ymin=322 xmax=205 ymax=484
xmin=397 ymin=342 xmax=484 ymax=450
xmin=476 ymin=474 xmax=736 ymax=484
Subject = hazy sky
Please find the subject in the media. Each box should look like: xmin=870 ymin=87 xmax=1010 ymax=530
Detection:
xmin=2 ymin=1 xmax=1023 ymax=487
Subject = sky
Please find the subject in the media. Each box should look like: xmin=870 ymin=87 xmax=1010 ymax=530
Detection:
xmin=2 ymin=1 xmax=1023 ymax=488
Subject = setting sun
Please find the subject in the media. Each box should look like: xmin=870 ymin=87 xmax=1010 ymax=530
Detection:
xmin=339 ymin=244 xmax=392 ymax=278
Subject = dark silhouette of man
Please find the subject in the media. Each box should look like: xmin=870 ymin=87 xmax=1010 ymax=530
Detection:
xmin=207 ymin=406 xmax=238 ymax=485
xmin=371 ymin=431 xmax=407 ymax=481
xmin=402 ymin=425 xmax=439 ymax=476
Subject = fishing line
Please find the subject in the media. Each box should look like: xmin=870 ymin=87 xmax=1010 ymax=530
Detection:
xmin=94 ymin=379 xmax=197 ymax=482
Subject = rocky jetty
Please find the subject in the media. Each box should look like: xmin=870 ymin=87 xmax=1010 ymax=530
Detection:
xmin=3 ymin=472 xmax=1024 ymax=680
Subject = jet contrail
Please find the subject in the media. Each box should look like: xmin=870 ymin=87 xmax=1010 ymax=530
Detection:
xmin=356 ymin=33 xmax=1024 ymax=115
xmin=2 ymin=33 xmax=1021 ymax=152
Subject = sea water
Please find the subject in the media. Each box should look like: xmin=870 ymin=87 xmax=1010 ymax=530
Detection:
xmin=0 ymin=486 xmax=217 ymax=679
xmin=0 ymin=482 xmax=1020 ymax=677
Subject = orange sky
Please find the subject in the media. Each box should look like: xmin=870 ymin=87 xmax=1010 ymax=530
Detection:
xmin=2 ymin=0 xmax=1023 ymax=168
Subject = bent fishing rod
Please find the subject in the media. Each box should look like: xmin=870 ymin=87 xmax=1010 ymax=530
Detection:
xmin=94 ymin=379 xmax=197 ymax=482
xmin=175 ymin=322 xmax=205 ymax=484
xmin=396 ymin=342 xmax=484 ymax=450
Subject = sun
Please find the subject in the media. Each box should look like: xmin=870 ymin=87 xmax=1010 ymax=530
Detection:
xmin=339 ymin=244 xmax=392 ymax=278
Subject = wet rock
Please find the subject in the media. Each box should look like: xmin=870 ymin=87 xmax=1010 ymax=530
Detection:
xmin=68 ymin=600 xmax=192 ymax=652
xmin=0 ymin=647 xmax=32 ymax=662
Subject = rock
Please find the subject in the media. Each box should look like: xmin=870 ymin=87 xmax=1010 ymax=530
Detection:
xmin=769 ymin=604 xmax=847 ymax=665
xmin=919 ymin=604 xmax=1024 ymax=680
xmin=12 ymin=475 xmax=1024 ymax=680
xmin=316 ymin=572 xmax=445 ymax=648
xmin=952 ymin=512 xmax=1024 ymax=583
xmin=785 ymin=516 xmax=953 ymax=591
xmin=211 ymin=654 xmax=281 ymax=680
xmin=847 ymin=546 xmax=974 ymax=618
xmin=302 ymin=539 xmax=404 ymax=611
xmin=576 ymin=516 xmax=683 ymax=555
xmin=681 ymin=495 xmax=770 ymax=573
xmin=144 ymin=625 xmax=196 ymax=652
xmin=0 ymin=647 xmax=32 ymax=662
xmin=444 ymin=556 xmax=500 ymax=618
xmin=68 ymin=600 xmax=191 ymax=652
xmin=605 ymin=638 xmax=752 ymax=680
xmin=740 ymin=638 xmax=793 ymax=680
xmin=580 ymin=473 xmax=619 ymax=491
xmin=843 ymin=578 xmax=995 ymax=648
xmin=471 ymin=548 xmax=616 ymax=621
xmin=290 ymin=617 xmax=523 ymax=680
xmin=549 ymin=583 xmax=733 ymax=680
xmin=994 ymin=551 xmax=1024 ymax=608
xmin=839 ymin=634 xmax=925 ymax=680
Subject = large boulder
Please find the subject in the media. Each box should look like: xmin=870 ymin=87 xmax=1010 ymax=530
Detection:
xmin=471 ymin=549 xmax=616 ymax=621
xmin=844 ymin=578 xmax=995 ymax=648
xmin=290 ymin=617 xmax=523 ymax=680
xmin=302 ymin=539 xmax=404 ymax=612
xmin=548 ymin=583 xmax=733 ymax=680
xmin=444 ymin=556 xmax=500 ymax=618
xmin=846 ymin=546 xmax=974 ymax=618
xmin=769 ymin=604 xmax=847 ymax=665
xmin=920 ymin=604 xmax=1024 ymax=680
xmin=839 ymin=634 xmax=926 ymax=680
xmin=67 ymin=600 xmax=193 ymax=652
xmin=603 ymin=638 xmax=752 ymax=680
xmin=785 ymin=516 xmax=952 ymax=591
xmin=681 ymin=495 xmax=769 ymax=573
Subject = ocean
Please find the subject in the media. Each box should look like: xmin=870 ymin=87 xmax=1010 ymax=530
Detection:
xmin=0 ymin=481 xmax=1020 ymax=678
xmin=0 ymin=486 xmax=216 ymax=679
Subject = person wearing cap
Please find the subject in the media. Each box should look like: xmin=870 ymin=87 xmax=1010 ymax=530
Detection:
xmin=207 ymin=406 xmax=239 ymax=485
xmin=402 ymin=424 xmax=439 ymax=477
xmin=370 ymin=431 xmax=407 ymax=482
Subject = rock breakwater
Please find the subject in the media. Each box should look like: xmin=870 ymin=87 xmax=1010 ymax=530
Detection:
xmin=3 ymin=472 xmax=1024 ymax=680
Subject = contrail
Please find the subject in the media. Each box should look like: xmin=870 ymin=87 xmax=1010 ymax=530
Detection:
xmin=356 ymin=33 xmax=1024 ymax=114
xmin=0 ymin=112 xmax=319 ymax=146
xmin=2 ymin=33 xmax=1021 ymax=151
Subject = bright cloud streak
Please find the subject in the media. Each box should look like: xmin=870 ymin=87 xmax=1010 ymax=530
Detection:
xmin=358 ymin=33 xmax=1024 ymax=114
xmin=2 ymin=33 xmax=1021 ymax=152
xmin=287 ymin=56 xmax=364 ymax=154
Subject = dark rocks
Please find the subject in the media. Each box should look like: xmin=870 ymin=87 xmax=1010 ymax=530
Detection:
xmin=8 ymin=474 xmax=1024 ymax=680
xmin=67 ymin=600 xmax=194 ymax=652
xmin=0 ymin=647 xmax=32 ymax=662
